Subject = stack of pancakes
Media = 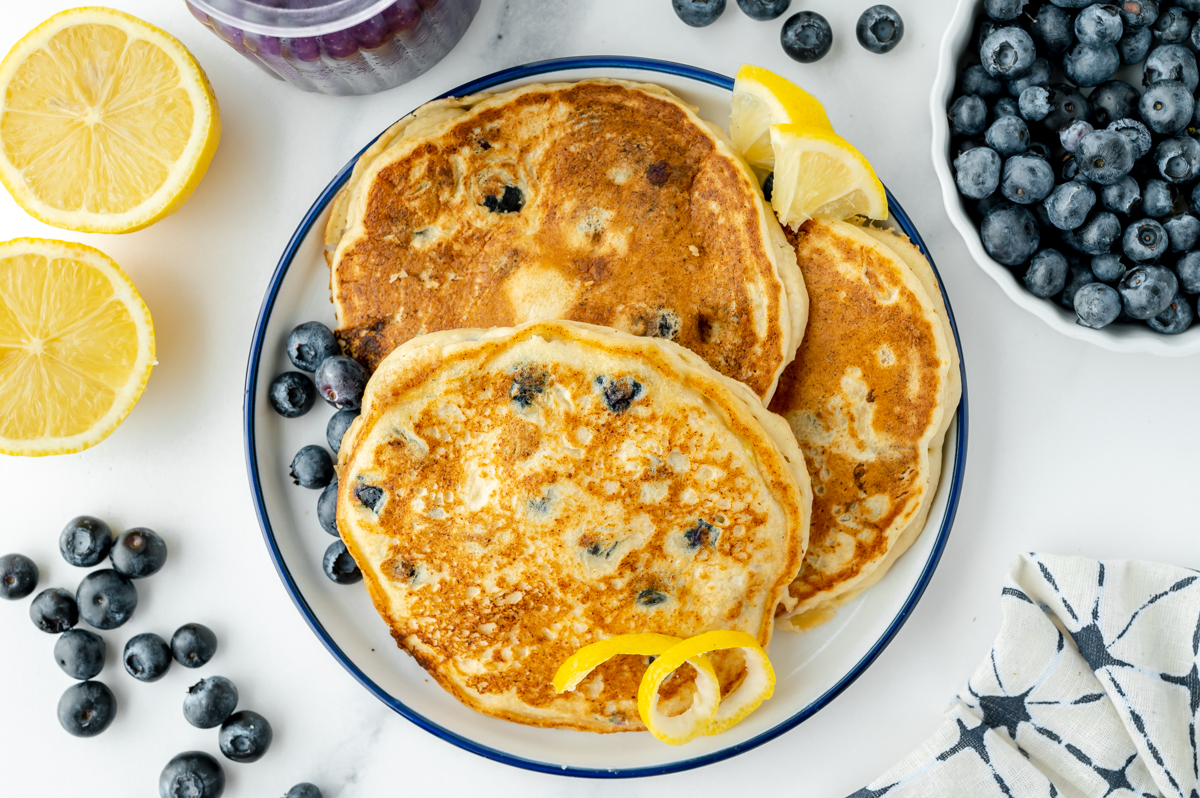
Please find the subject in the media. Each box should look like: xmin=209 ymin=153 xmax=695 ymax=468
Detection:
xmin=325 ymin=80 xmax=957 ymax=732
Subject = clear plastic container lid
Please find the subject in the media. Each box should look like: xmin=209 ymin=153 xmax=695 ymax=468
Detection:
xmin=188 ymin=0 xmax=402 ymax=37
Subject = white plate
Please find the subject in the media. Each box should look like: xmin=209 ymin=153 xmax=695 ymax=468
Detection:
xmin=931 ymin=0 xmax=1200 ymax=356
xmin=245 ymin=56 xmax=969 ymax=777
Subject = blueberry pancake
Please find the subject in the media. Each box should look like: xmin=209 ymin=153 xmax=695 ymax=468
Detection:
xmin=770 ymin=220 xmax=959 ymax=631
xmin=325 ymin=80 xmax=805 ymax=403
xmin=335 ymin=320 xmax=811 ymax=732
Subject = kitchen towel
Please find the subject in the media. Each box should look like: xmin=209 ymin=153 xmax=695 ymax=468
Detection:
xmin=850 ymin=553 xmax=1199 ymax=798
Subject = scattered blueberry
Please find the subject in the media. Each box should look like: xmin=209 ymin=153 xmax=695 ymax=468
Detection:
xmin=1151 ymin=6 xmax=1191 ymax=44
xmin=1120 ymin=24 xmax=1154 ymax=64
xmin=1074 ymin=282 xmax=1124 ymax=327
xmin=269 ymin=372 xmax=317 ymax=419
xmin=1164 ymin=214 xmax=1200 ymax=251
xmin=1077 ymin=129 xmax=1136 ymax=184
xmin=1092 ymin=253 xmax=1128 ymax=282
xmin=1089 ymin=80 xmax=1140 ymax=127
xmin=183 ymin=676 xmax=239 ymax=729
xmin=781 ymin=11 xmax=833 ymax=63
xmin=172 ymin=623 xmax=218 ymax=668
xmin=736 ymin=0 xmax=789 ymax=21
xmin=1144 ymin=44 xmax=1198 ymax=90
xmin=981 ymin=203 xmax=1040 ymax=265
xmin=1148 ymin=294 xmax=1194 ymax=332
xmin=1143 ymin=179 xmax=1177 ymax=216
xmin=857 ymin=5 xmax=904 ymax=54
xmin=955 ymin=147 xmax=1002 ymax=199
xmin=317 ymin=478 xmax=339 ymax=536
xmin=286 ymin=785 xmax=322 ymax=798
xmin=1032 ymin=4 xmax=1074 ymax=55
xmin=55 ymin=629 xmax=106 ymax=680
xmin=1075 ymin=4 xmax=1123 ymax=48
xmin=326 ymin=408 xmax=358 ymax=454
xmin=285 ymin=322 xmax=339 ymax=372
xmin=323 ymin=540 xmax=362 ymax=585
xmin=1059 ymin=119 xmax=1094 ymax=153
xmin=1019 ymin=85 xmax=1052 ymax=120
xmin=1063 ymin=43 xmax=1120 ymax=86
xmin=962 ymin=64 xmax=1004 ymax=97
xmin=1156 ymin=136 xmax=1200 ymax=182
xmin=76 ymin=570 xmax=137 ymax=630
xmin=984 ymin=0 xmax=1026 ymax=21
xmin=160 ymin=752 xmax=225 ymax=798
xmin=1178 ymin=251 xmax=1200 ymax=292
xmin=1108 ymin=118 xmax=1152 ymax=159
xmin=110 ymin=527 xmax=167 ymax=579
xmin=0 ymin=553 xmax=38 ymax=600
xmin=124 ymin=633 xmax=172 ymax=682
xmin=59 ymin=515 xmax=114 ymax=568
xmin=1100 ymin=176 xmax=1141 ymax=214
xmin=1119 ymin=264 xmax=1179 ymax=317
xmin=1066 ymin=211 xmax=1122 ymax=254
xmin=1139 ymin=79 xmax=1194 ymax=133
xmin=58 ymin=681 xmax=116 ymax=737
xmin=1024 ymin=249 xmax=1070 ymax=297
xmin=219 ymin=710 xmax=273 ymax=763
xmin=1119 ymin=0 xmax=1159 ymax=29
xmin=1045 ymin=181 xmax=1097 ymax=230
xmin=981 ymin=26 xmax=1037 ymax=78
xmin=30 ymin=588 xmax=78 ymax=633
xmin=290 ymin=445 xmax=334 ymax=489
xmin=314 ymin=356 xmax=368 ymax=410
xmin=1002 ymin=153 xmax=1054 ymax=203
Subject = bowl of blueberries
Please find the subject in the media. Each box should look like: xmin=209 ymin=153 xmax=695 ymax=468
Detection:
xmin=932 ymin=0 xmax=1200 ymax=355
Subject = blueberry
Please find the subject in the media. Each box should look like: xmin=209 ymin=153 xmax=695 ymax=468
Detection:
xmin=1062 ymin=154 xmax=1082 ymax=181
xmin=1139 ymin=80 xmax=1194 ymax=133
xmin=1059 ymin=119 xmax=1095 ymax=153
xmin=1143 ymin=179 xmax=1177 ymax=216
xmin=975 ymin=17 xmax=1003 ymax=53
xmin=1061 ymin=262 xmax=1098 ymax=308
xmin=1042 ymin=84 xmax=1090 ymax=131
xmin=1066 ymin=211 xmax=1122 ymax=254
xmin=219 ymin=710 xmax=273 ymax=763
xmin=55 ymin=629 xmax=105 ymax=680
xmin=1089 ymin=81 xmax=1140 ymax=127
xmin=317 ymin=478 xmax=339 ymax=536
xmin=0 ymin=553 xmax=38 ymax=599
xmin=1024 ymin=249 xmax=1070 ymax=296
xmin=1119 ymin=0 xmax=1158 ymax=28
xmin=57 ymin=681 xmax=116 ymax=737
xmin=1032 ymin=198 xmax=1055 ymax=230
xmin=736 ymin=0 xmax=789 ymax=21
xmin=1026 ymin=141 xmax=1052 ymax=161
xmin=1074 ymin=282 xmax=1124 ymax=327
xmin=269 ymin=372 xmax=316 ymax=418
xmin=1075 ymin=4 xmax=1124 ymax=47
xmin=323 ymin=540 xmax=362 ymax=585
xmin=326 ymin=408 xmax=358 ymax=454
xmin=172 ymin=622 xmax=218 ymax=668
xmin=1144 ymin=44 xmax=1198 ymax=90
xmin=1122 ymin=219 xmax=1169 ymax=261
xmin=985 ymin=0 xmax=1027 ymax=21
xmin=1107 ymin=118 xmax=1152 ymax=159
xmin=981 ymin=26 xmax=1037 ymax=78
xmin=961 ymin=64 xmax=1004 ymax=97
xmin=486 ymin=188 xmax=525 ymax=213
xmin=1164 ymin=214 xmax=1200 ymax=251
xmin=314 ymin=356 xmax=368 ymax=410
xmin=986 ymin=117 xmax=1030 ymax=156
xmin=981 ymin=203 xmax=1041 ymax=264
xmin=1152 ymin=6 xmax=1191 ymax=43
xmin=781 ymin=11 xmax=832 ymax=63
xmin=30 ymin=588 xmax=77 ymax=633
xmin=354 ymin=483 xmax=384 ymax=513
xmin=955 ymin=146 xmax=1002 ymax=199
xmin=60 ymin=515 xmax=114 ymax=568
xmin=184 ymin=676 xmax=238 ymax=729
xmin=854 ymin=5 xmax=904 ymax=53
xmin=110 ymin=527 xmax=167 ymax=579
xmin=1045 ymin=181 xmax=1097 ymax=229
xmin=77 ymin=569 xmax=137 ymax=630
xmin=1192 ymin=18 xmax=1200 ymax=51
xmin=1092 ymin=253 xmax=1128 ymax=282
xmin=286 ymin=786 xmax=322 ymax=798
xmin=290 ymin=445 xmax=334 ymax=489
xmin=1077 ymin=130 xmax=1135 ymax=184
xmin=1149 ymin=294 xmax=1194 ymax=332
xmin=993 ymin=96 xmax=1021 ymax=119
xmin=159 ymin=752 xmax=225 ymax=798
xmin=1032 ymin=4 xmax=1075 ymax=55
xmin=1119 ymin=24 xmax=1154 ymax=63
xmin=1063 ymin=43 xmax=1120 ymax=86
xmin=1100 ymin=176 xmax=1141 ymax=214
xmin=1119 ymin=264 xmax=1179 ymax=317
xmin=285 ymin=322 xmax=339 ymax=372
xmin=1002 ymin=153 xmax=1055 ymax=203
xmin=124 ymin=633 xmax=172 ymax=682
xmin=1156 ymin=136 xmax=1200 ymax=183
xmin=1177 ymin=251 xmax=1200 ymax=292
xmin=1019 ymin=85 xmax=1052 ymax=121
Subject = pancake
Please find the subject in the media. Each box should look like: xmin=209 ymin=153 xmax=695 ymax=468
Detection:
xmin=768 ymin=219 xmax=959 ymax=631
xmin=325 ymin=79 xmax=805 ymax=403
xmin=336 ymin=320 xmax=812 ymax=731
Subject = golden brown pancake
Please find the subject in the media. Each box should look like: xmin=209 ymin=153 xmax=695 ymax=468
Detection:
xmin=769 ymin=220 xmax=957 ymax=630
xmin=336 ymin=320 xmax=811 ymax=731
xmin=325 ymin=79 xmax=805 ymax=402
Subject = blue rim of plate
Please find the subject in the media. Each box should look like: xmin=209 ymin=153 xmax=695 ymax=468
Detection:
xmin=244 ymin=55 xmax=970 ymax=779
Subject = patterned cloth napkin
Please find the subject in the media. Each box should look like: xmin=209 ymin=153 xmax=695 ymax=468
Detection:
xmin=850 ymin=553 xmax=1199 ymax=798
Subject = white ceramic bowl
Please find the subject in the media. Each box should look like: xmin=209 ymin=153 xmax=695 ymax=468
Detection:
xmin=931 ymin=0 xmax=1200 ymax=356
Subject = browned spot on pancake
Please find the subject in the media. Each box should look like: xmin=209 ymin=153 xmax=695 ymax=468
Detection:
xmin=333 ymin=83 xmax=782 ymax=397
xmin=499 ymin=417 xmax=540 ymax=461
xmin=770 ymin=221 xmax=941 ymax=603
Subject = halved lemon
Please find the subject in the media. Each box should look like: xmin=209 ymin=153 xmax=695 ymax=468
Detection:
xmin=769 ymin=123 xmax=889 ymax=228
xmin=731 ymin=64 xmax=832 ymax=174
xmin=0 ymin=7 xmax=220 ymax=233
xmin=0 ymin=238 xmax=155 ymax=456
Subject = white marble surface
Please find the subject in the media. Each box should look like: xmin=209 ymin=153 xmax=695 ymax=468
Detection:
xmin=1 ymin=1 xmax=1198 ymax=796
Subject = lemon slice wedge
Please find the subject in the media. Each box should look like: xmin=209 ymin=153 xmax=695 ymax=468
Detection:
xmin=769 ymin=123 xmax=888 ymax=227
xmin=0 ymin=238 xmax=155 ymax=456
xmin=731 ymin=64 xmax=832 ymax=173
xmin=0 ymin=7 xmax=220 ymax=233
xmin=552 ymin=632 xmax=716 ymax=693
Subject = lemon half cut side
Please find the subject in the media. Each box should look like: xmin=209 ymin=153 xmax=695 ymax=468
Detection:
xmin=731 ymin=64 xmax=832 ymax=174
xmin=0 ymin=7 xmax=220 ymax=233
xmin=0 ymin=238 xmax=155 ymax=456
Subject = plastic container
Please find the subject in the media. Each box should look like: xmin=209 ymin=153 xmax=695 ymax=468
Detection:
xmin=184 ymin=0 xmax=480 ymax=95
